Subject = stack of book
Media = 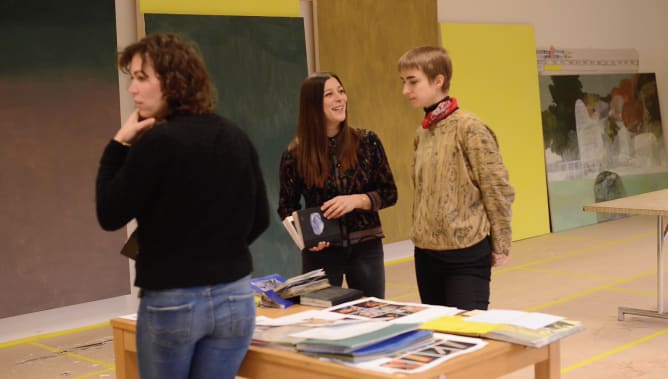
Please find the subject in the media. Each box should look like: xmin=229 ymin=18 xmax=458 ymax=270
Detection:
xmin=420 ymin=309 xmax=584 ymax=348
xmin=253 ymin=305 xmax=489 ymax=374
xmin=300 ymin=286 xmax=364 ymax=307
xmin=253 ymin=297 xmax=581 ymax=375
xmin=295 ymin=322 xmax=427 ymax=359
xmin=250 ymin=269 xmax=331 ymax=308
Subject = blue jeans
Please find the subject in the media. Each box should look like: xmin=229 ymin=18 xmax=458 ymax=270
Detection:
xmin=136 ymin=275 xmax=255 ymax=379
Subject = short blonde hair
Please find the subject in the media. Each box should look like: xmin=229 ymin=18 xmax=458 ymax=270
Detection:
xmin=398 ymin=46 xmax=452 ymax=92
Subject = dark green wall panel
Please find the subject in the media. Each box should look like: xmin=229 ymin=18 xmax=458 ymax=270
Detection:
xmin=145 ymin=14 xmax=308 ymax=277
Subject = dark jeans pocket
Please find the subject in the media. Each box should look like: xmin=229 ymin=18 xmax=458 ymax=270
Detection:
xmin=147 ymin=302 xmax=193 ymax=348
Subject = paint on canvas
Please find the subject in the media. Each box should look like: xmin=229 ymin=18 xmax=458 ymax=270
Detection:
xmin=540 ymin=73 xmax=667 ymax=231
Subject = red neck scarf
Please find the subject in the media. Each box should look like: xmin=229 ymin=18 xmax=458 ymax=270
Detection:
xmin=422 ymin=97 xmax=458 ymax=129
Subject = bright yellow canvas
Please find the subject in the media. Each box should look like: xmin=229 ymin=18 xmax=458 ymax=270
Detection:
xmin=421 ymin=316 xmax=500 ymax=335
xmin=441 ymin=23 xmax=550 ymax=240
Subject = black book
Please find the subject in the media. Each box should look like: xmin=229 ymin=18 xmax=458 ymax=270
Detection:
xmin=282 ymin=207 xmax=344 ymax=250
xmin=300 ymin=286 xmax=364 ymax=307
xmin=119 ymin=229 xmax=139 ymax=260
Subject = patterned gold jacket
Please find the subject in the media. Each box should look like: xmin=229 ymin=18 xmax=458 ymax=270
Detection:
xmin=411 ymin=109 xmax=515 ymax=254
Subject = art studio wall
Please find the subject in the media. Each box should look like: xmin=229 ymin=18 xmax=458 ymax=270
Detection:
xmin=0 ymin=0 xmax=129 ymax=319
xmin=2 ymin=0 xmax=667 ymax=338
xmin=141 ymin=2 xmax=309 ymax=278
xmin=438 ymin=0 xmax=668 ymax=170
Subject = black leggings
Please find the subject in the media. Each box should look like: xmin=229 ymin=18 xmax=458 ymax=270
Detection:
xmin=301 ymin=238 xmax=385 ymax=298
xmin=414 ymin=237 xmax=492 ymax=310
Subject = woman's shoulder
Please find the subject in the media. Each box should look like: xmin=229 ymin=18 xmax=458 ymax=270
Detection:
xmin=451 ymin=110 xmax=499 ymax=147
xmin=451 ymin=109 xmax=485 ymax=129
xmin=352 ymin=127 xmax=380 ymax=142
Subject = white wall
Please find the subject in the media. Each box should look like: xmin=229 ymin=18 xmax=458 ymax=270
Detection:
xmin=438 ymin=0 xmax=668 ymax=148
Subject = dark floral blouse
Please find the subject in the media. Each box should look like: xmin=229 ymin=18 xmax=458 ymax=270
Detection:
xmin=278 ymin=128 xmax=398 ymax=245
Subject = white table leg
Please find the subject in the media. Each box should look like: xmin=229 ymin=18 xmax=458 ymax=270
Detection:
xmin=618 ymin=215 xmax=668 ymax=321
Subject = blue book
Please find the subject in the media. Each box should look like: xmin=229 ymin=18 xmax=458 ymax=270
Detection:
xmin=296 ymin=323 xmax=421 ymax=354
xmin=250 ymin=274 xmax=294 ymax=308
xmin=347 ymin=329 xmax=433 ymax=357
xmin=306 ymin=329 xmax=434 ymax=362
xmin=250 ymin=273 xmax=286 ymax=293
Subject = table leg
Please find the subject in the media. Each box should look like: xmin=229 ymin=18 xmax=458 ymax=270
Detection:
xmin=535 ymin=341 xmax=560 ymax=379
xmin=659 ymin=215 xmax=665 ymax=314
xmin=618 ymin=215 xmax=668 ymax=321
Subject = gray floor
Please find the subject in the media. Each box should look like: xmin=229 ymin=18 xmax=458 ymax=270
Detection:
xmin=1 ymin=215 xmax=668 ymax=378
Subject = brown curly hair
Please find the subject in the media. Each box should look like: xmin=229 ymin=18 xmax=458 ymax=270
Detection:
xmin=118 ymin=33 xmax=215 ymax=116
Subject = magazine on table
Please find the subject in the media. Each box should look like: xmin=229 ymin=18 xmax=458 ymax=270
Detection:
xmin=323 ymin=297 xmax=460 ymax=324
xmin=302 ymin=329 xmax=434 ymax=362
xmin=253 ymin=310 xmax=392 ymax=349
xmin=421 ymin=309 xmax=584 ymax=348
xmin=341 ymin=333 xmax=487 ymax=374
xmin=250 ymin=269 xmax=331 ymax=308
xmin=294 ymin=322 xmax=422 ymax=354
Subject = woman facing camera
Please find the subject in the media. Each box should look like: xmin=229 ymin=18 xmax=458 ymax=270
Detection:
xmin=278 ymin=72 xmax=398 ymax=298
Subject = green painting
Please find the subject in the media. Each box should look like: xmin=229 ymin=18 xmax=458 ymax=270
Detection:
xmin=145 ymin=14 xmax=308 ymax=277
xmin=540 ymin=73 xmax=668 ymax=231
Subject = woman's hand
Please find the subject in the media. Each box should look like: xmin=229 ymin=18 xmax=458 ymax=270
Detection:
xmin=321 ymin=194 xmax=369 ymax=219
xmin=307 ymin=241 xmax=331 ymax=252
xmin=113 ymin=109 xmax=156 ymax=146
xmin=492 ymin=251 xmax=511 ymax=267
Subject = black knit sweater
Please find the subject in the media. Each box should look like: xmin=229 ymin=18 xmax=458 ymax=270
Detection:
xmin=96 ymin=113 xmax=270 ymax=290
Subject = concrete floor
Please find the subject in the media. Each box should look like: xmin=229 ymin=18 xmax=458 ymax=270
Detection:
xmin=1 ymin=215 xmax=667 ymax=378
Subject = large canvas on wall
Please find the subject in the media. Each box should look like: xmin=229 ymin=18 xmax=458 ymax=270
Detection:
xmin=540 ymin=73 xmax=667 ymax=231
xmin=145 ymin=14 xmax=308 ymax=277
xmin=0 ymin=0 xmax=129 ymax=318
xmin=314 ymin=0 xmax=439 ymax=243
xmin=441 ymin=23 xmax=550 ymax=241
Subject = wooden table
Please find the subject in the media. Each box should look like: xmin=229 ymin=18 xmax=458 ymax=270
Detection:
xmin=111 ymin=305 xmax=561 ymax=379
xmin=584 ymin=188 xmax=668 ymax=321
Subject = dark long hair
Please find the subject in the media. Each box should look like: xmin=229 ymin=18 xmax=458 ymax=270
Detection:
xmin=290 ymin=72 xmax=359 ymax=187
xmin=118 ymin=33 xmax=215 ymax=117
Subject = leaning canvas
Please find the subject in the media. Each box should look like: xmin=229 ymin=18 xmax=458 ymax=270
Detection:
xmin=539 ymin=73 xmax=667 ymax=232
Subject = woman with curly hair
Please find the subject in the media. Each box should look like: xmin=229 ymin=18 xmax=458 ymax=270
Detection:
xmin=96 ymin=33 xmax=269 ymax=378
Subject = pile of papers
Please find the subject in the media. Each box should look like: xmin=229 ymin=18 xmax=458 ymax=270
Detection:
xmin=253 ymin=304 xmax=487 ymax=375
xmin=250 ymin=269 xmax=330 ymax=308
xmin=253 ymin=297 xmax=584 ymax=373
xmin=421 ymin=309 xmax=584 ymax=348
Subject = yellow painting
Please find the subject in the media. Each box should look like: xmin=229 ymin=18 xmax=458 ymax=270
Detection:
xmin=441 ymin=23 xmax=550 ymax=240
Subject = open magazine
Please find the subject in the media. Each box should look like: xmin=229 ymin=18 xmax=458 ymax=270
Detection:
xmin=421 ymin=309 xmax=584 ymax=348
xmin=250 ymin=269 xmax=331 ymax=308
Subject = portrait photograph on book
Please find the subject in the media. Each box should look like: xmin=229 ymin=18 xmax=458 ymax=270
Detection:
xmin=324 ymin=297 xmax=459 ymax=324
xmin=282 ymin=206 xmax=344 ymax=250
